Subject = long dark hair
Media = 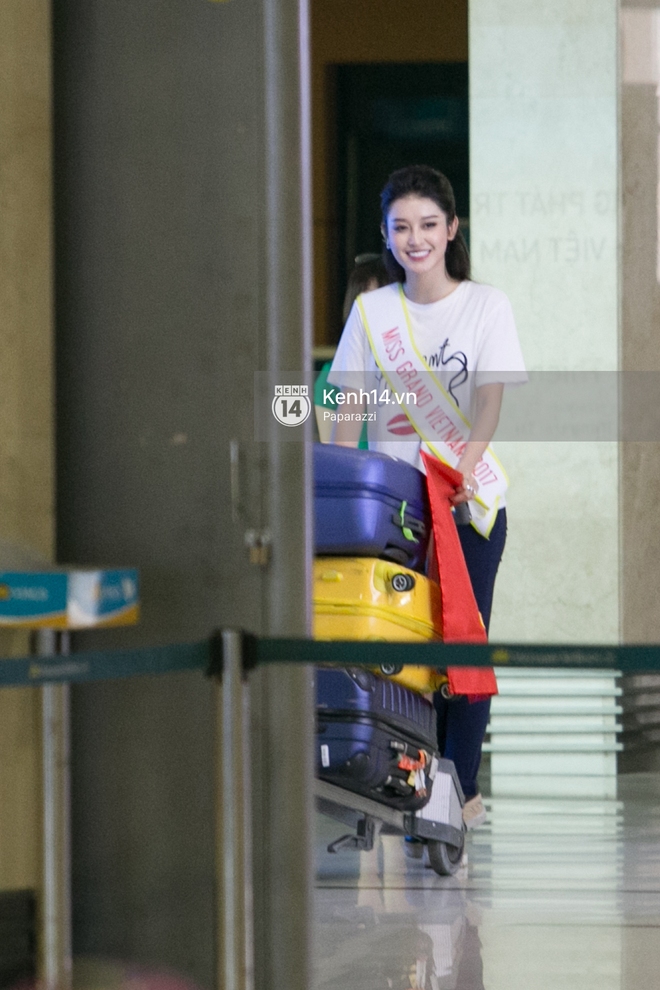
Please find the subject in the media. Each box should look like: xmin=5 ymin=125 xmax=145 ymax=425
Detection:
xmin=380 ymin=165 xmax=470 ymax=283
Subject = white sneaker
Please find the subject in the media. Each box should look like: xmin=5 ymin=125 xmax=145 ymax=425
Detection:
xmin=462 ymin=794 xmax=487 ymax=830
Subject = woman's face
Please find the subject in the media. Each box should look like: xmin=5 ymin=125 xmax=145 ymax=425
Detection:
xmin=384 ymin=195 xmax=458 ymax=279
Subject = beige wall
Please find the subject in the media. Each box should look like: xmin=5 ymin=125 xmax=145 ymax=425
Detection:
xmin=311 ymin=0 xmax=468 ymax=345
xmin=0 ymin=690 xmax=42 ymax=889
xmin=0 ymin=0 xmax=54 ymax=889
xmin=620 ymin=4 xmax=660 ymax=642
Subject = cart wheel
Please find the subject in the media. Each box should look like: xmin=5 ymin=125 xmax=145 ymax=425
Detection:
xmin=426 ymin=834 xmax=465 ymax=876
xmin=380 ymin=661 xmax=403 ymax=676
xmin=391 ymin=572 xmax=415 ymax=592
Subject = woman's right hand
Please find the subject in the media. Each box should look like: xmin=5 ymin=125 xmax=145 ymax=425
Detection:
xmin=450 ymin=472 xmax=479 ymax=505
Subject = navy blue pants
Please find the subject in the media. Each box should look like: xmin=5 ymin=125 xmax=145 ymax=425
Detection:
xmin=433 ymin=508 xmax=507 ymax=799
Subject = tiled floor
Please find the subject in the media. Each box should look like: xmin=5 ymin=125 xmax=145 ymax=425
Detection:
xmin=315 ymin=774 xmax=660 ymax=989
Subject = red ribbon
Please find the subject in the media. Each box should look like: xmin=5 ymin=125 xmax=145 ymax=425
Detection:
xmin=422 ymin=452 xmax=497 ymax=699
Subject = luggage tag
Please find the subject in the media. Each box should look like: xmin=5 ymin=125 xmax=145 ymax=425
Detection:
xmin=413 ymin=769 xmax=427 ymax=796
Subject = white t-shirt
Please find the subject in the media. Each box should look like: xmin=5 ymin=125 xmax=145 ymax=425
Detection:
xmin=327 ymin=280 xmax=527 ymax=499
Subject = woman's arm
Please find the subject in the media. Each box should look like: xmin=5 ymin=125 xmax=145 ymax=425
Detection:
xmin=330 ymin=389 xmax=365 ymax=447
xmin=452 ymin=383 xmax=504 ymax=504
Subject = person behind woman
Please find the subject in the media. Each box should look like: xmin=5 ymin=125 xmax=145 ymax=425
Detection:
xmin=342 ymin=252 xmax=392 ymax=322
xmin=315 ymin=253 xmax=392 ymax=442
xmin=327 ymin=165 xmax=527 ymax=828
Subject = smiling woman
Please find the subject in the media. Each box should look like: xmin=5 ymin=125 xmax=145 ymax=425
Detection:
xmin=382 ymin=178 xmax=468 ymax=296
xmin=327 ymin=164 xmax=527 ymax=816
xmin=387 ymin=199 xmax=460 ymax=285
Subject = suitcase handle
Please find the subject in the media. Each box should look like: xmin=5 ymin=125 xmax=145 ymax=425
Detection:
xmin=453 ymin=502 xmax=472 ymax=526
xmin=393 ymin=501 xmax=426 ymax=542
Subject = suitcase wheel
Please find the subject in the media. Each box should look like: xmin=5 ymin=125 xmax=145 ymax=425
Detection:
xmin=347 ymin=668 xmax=376 ymax=691
xmin=379 ymin=661 xmax=403 ymax=677
xmin=426 ymin=835 xmax=465 ymax=876
xmin=391 ymin=573 xmax=415 ymax=593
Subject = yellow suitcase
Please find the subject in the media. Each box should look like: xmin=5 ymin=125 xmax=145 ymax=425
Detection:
xmin=313 ymin=556 xmax=446 ymax=693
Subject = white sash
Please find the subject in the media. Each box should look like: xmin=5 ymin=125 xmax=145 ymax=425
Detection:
xmin=358 ymin=284 xmax=507 ymax=538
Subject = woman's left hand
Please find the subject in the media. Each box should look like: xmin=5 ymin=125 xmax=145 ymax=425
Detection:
xmin=451 ymin=472 xmax=479 ymax=505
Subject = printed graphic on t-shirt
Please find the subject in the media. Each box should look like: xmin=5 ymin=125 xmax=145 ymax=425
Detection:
xmin=386 ymin=412 xmax=416 ymax=435
xmin=381 ymin=341 xmax=469 ymax=436
xmin=424 ymin=339 xmax=468 ymax=407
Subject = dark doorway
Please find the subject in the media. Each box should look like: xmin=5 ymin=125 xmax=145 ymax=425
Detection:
xmin=333 ymin=62 xmax=469 ymax=341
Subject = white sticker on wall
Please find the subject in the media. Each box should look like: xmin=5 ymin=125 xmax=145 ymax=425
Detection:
xmin=321 ymin=744 xmax=330 ymax=768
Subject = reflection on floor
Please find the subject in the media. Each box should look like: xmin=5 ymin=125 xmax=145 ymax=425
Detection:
xmin=315 ymin=774 xmax=660 ymax=989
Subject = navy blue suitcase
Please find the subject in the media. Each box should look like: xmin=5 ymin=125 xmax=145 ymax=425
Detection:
xmin=314 ymin=444 xmax=430 ymax=571
xmin=316 ymin=667 xmax=438 ymax=811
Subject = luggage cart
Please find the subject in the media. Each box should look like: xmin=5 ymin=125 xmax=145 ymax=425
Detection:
xmin=315 ymin=753 xmax=466 ymax=876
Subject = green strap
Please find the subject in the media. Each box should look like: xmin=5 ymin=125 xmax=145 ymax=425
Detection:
xmin=399 ymin=500 xmax=419 ymax=543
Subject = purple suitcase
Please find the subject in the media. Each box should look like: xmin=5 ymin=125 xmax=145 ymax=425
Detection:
xmin=316 ymin=667 xmax=438 ymax=811
xmin=314 ymin=444 xmax=430 ymax=571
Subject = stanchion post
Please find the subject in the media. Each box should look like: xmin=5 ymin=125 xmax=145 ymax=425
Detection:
xmin=37 ymin=629 xmax=72 ymax=990
xmin=215 ymin=630 xmax=253 ymax=990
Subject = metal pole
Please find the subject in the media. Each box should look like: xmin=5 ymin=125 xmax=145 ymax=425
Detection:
xmin=216 ymin=630 xmax=253 ymax=990
xmin=39 ymin=630 xmax=72 ymax=990
xmin=251 ymin=0 xmax=316 ymax=985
